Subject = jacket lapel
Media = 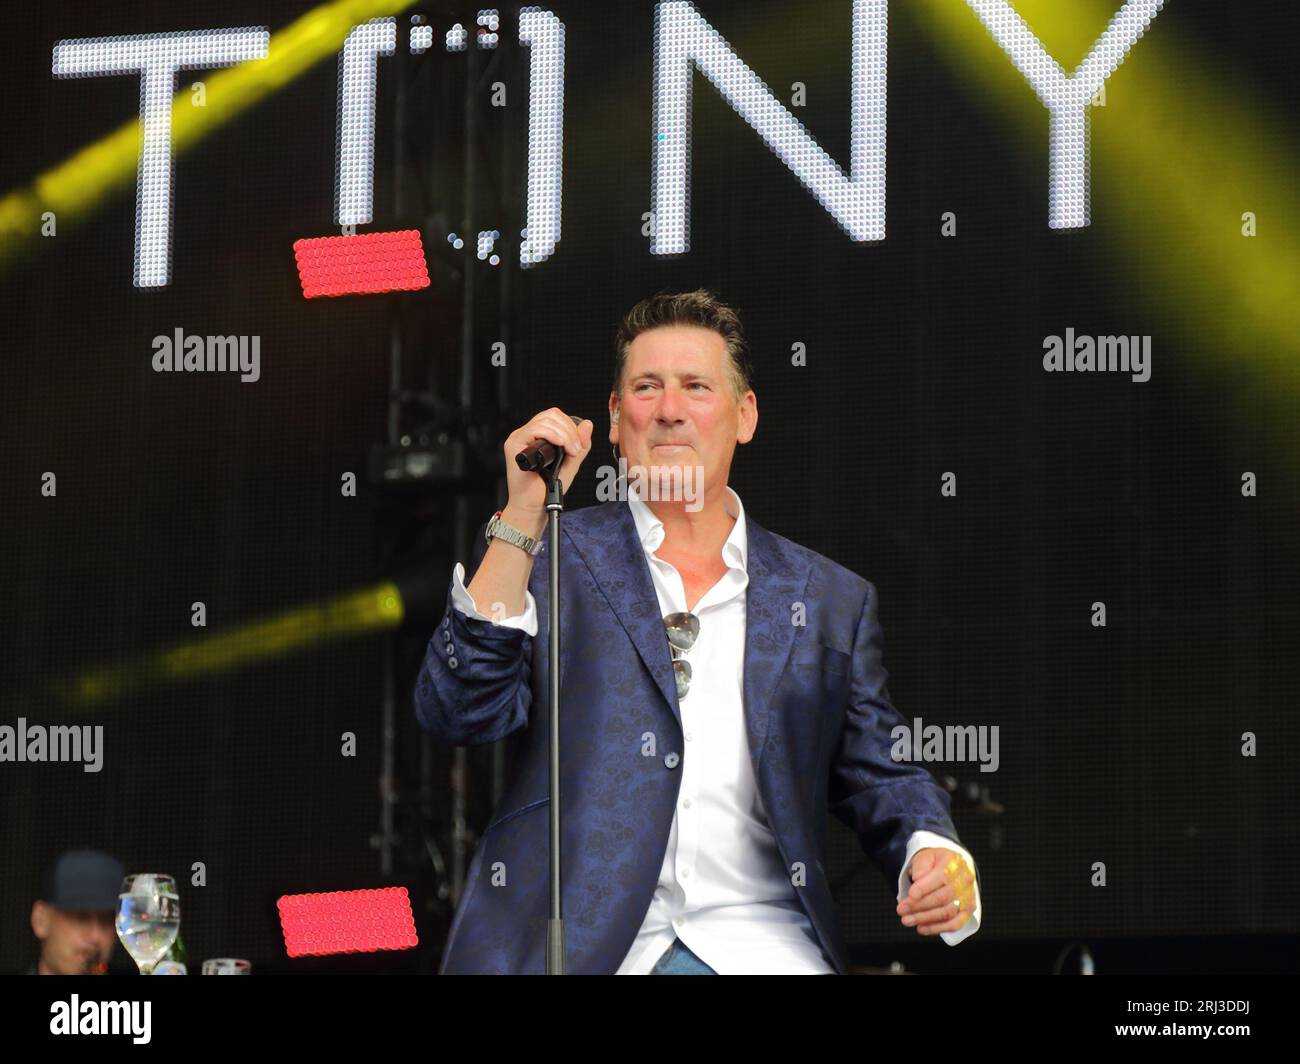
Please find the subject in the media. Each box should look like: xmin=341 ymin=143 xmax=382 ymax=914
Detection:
xmin=741 ymin=519 xmax=812 ymax=777
xmin=564 ymin=503 xmax=681 ymax=726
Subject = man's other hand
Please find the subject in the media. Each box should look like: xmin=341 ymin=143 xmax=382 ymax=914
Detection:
xmin=896 ymin=847 xmax=976 ymax=937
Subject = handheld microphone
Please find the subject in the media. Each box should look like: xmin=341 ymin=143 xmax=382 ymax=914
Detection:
xmin=515 ymin=414 xmax=585 ymax=474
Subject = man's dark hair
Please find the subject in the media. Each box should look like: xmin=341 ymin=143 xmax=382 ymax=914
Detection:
xmin=613 ymin=289 xmax=755 ymax=399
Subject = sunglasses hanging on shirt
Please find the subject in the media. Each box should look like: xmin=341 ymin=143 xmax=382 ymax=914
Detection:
xmin=663 ymin=612 xmax=700 ymax=701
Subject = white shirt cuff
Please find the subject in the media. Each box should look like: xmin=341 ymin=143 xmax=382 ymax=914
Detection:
xmin=898 ymin=830 xmax=982 ymax=946
xmin=450 ymin=562 xmax=539 ymax=636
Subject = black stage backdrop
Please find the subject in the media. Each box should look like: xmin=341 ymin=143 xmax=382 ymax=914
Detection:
xmin=1 ymin=0 xmax=1297 ymax=973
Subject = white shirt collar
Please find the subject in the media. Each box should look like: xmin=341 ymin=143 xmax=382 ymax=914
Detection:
xmin=626 ymin=483 xmax=748 ymax=573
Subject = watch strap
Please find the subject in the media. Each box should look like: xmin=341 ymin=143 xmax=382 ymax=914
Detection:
xmin=485 ymin=511 xmax=543 ymax=556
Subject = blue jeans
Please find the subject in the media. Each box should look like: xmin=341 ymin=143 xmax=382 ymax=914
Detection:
xmin=650 ymin=937 xmax=717 ymax=975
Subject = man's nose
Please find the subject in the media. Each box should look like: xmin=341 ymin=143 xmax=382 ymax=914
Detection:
xmin=655 ymin=385 xmax=686 ymax=422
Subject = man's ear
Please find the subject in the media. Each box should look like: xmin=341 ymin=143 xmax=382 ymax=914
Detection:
xmin=608 ymin=393 xmax=620 ymax=445
xmin=736 ymin=390 xmax=758 ymax=445
xmin=31 ymin=900 xmax=51 ymax=941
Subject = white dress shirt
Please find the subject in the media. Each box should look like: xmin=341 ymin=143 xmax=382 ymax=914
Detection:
xmin=450 ymin=486 xmax=982 ymax=972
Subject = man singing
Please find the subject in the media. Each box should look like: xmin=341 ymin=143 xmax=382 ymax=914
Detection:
xmin=415 ymin=290 xmax=982 ymax=974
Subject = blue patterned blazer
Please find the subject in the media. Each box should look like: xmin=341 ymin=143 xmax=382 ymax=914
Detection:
xmin=414 ymin=499 xmax=961 ymax=974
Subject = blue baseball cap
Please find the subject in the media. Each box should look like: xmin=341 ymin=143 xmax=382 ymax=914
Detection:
xmin=39 ymin=850 xmax=124 ymax=912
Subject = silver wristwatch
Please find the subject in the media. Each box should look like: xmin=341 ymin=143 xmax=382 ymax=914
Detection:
xmin=484 ymin=511 xmax=543 ymax=556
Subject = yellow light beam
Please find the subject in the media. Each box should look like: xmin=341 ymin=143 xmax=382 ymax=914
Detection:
xmin=0 ymin=0 xmax=418 ymax=266
xmin=50 ymin=581 xmax=404 ymax=708
xmin=910 ymin=0 xmax=1300 ymax=447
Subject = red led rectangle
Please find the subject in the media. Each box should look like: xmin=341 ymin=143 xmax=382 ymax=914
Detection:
xmin=277 ymin=886 xmax=418 ymax=957
xmin=293 ymin=230 xmax=431 ymax=298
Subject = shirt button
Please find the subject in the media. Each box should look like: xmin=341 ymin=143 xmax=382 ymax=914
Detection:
xmin=685 ymin=733 xmax=693 ymax=742
xmin=682 ymin=798 xmax=691 ymax=809
xmin=673 ymin=917 xmax=683 ymax=927
xmin=680 ymin=868 xmax=691 ymax=879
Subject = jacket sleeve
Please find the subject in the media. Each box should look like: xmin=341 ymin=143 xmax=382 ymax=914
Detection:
xmin=827 ymin=580 xmax=961 ymax=886
xmin=412 ymin=521 xmax=534 ymax=746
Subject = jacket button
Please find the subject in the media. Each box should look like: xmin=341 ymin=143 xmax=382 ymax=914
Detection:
xmin=448 ymin=657 xmax=458 ymax=669
xmin=664 ymin=753 xmax=679 ymax=769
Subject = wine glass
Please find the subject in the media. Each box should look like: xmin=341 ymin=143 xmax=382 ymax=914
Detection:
xmin=201 ymin=958 xmax=251 ymax=975
xmin=115 ymin=874 xmax=180 ymax=975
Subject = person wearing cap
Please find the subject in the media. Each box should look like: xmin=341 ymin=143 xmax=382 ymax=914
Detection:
xmin=28 ymin=849 xmax=124 ymax=975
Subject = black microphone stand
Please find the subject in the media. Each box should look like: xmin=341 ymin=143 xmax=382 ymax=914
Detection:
xmin=541 ymin=455 xmax=566 ymax=975
xmin=517 ymin=420 xmax=581 ymax=974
